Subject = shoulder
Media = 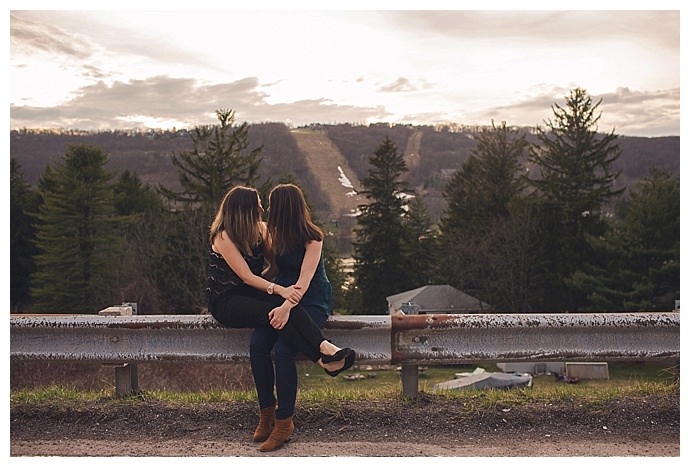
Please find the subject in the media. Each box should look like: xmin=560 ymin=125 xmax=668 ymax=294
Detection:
xmin=211 ymin=232 xmax=224 ymax=252
xmin=305 ymin=239 xmax=323 ymax=253
xmin=215 ymin=230 xmax=231 ymax=245
xmin=214 ymin=230 xmax=241 ymax=256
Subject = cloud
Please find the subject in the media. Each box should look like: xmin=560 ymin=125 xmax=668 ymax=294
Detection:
xmin=10 ymin=13 xmax=94 ymax=60
xmin=8 ymin=10 xmax=680 ymax=137
xmin=376 ymin=77 xmax=433 ymax=93
xmin=476 ymin=87 xmax=680 ymax=137
xmin=597 ymin=87 xmax=681 ymax=137
xmin=378 ymin=77 xmax=417 ymax=93
xmin=10 ymin=76 xmax=265 ymax=130
xmin=9 ymin=75 xmax=391 ymax=130
xmin=10 ymin=73 xmax=678 ymax=136
xmin=386 ymin=10 xmax=679 ymax=49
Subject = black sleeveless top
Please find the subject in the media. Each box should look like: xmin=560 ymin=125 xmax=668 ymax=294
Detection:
xmin=206 ymin=240 xmax=265 ymax=308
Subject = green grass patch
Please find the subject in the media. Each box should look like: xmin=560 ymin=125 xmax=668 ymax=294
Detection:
xmin=11 ymin=361 xmax=678 ymax=407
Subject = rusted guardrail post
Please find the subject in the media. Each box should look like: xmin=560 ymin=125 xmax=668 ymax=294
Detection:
xmin=389 ymin=312 xmax=680 ymax=397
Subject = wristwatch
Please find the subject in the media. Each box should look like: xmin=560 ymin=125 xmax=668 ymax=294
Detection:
xmin=267 ymin=283 xmax=275 ymax=295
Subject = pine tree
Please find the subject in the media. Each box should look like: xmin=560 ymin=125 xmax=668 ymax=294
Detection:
xmin=400 ymin=195 xmax=436 ymax=289
xmin=621 ymin=168 xmax=679 ymax=310
xmin=159 ymin=108 xmax=263 ymax=214
xmin=158 ymin=109 xmax=265 ymax=311
xmin=527 ymin=88 xmax=624 ymax=312
xmin=573 ymin=168 xmax=679 ymax=311
xmin=10 ymin=158 xmax=39 ymax=312
xmin=438 ymin=121 xmax=534 ymax=311
xmin=111 ymin=170 xmax=172 ymax=313
xmin=113 ymin=170 xmax=164 ymax=216
xmin=30 ymin=144 xmax=121 ymax=313
xmin=351 ymin=137 xmax=410 ymax=314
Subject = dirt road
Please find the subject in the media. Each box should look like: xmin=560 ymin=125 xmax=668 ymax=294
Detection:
xmin=10 ymin=436 xmax=680 ymax=457
xmin=10 ymin=394 xmax=680 ymax=458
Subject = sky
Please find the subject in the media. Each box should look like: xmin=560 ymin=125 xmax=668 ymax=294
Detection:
xmin=7 ymin=2 xmax=683 ymax=137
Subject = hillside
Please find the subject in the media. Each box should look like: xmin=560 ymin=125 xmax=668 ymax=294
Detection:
xmin=290 ymin=128 xmax=364 ymax=220
xmin=10 ymin=125 xmax=680 ymax=247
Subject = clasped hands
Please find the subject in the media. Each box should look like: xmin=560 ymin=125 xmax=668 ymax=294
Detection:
xmin=281 ymin=284 xmax=303 ymax=304
xmin=268 ymin=284 xmax=302 ymax=330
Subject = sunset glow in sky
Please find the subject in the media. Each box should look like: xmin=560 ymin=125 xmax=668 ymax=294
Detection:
xmin=8 ymin=2 xmax=683 ymax=137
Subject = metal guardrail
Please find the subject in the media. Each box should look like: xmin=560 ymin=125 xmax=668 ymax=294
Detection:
xmin=10 ymin=311 xmax=680 ymax=397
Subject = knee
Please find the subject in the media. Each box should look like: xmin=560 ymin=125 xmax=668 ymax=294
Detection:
xmin=250 ymin=331 xmax=277 ymax=358
xmin=250 ymin=343 xmax=271 ymax=360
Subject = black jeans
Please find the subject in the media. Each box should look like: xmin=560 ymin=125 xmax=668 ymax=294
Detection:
xmin=250 ymin=306 xmax=328 ymax=418
xmin=209 ymin=284 xmax=324 ymax=362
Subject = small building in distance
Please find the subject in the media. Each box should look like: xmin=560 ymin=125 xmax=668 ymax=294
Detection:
xmin=387 ymin=284 xmax=493 ymax=315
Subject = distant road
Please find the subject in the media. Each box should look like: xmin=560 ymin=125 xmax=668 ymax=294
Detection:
xmin=11 ymin=437 xmax=679 ymax=457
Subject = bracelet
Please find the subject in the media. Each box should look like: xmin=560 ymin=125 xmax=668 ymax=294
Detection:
xmin=267 ymin=283 xmax=275 ymax=295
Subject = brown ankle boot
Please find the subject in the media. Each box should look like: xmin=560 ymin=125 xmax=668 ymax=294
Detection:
xmin=252 ymin=403 xmax=276 ymax=442
xmin=259 ymin=416 xmax=294 ymax=452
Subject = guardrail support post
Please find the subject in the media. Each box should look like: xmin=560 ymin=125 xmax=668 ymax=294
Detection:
xmin=114 ymin=364 xmax=135 ymax=396
xmin=400 ymin=364 xmax=418 ymax=398
xmin=99 ymin=303 xmax=139 ymax=396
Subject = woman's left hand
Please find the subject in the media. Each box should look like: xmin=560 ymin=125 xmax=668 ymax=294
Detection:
xmin=268 ymin=304 xmax=291 ymax=330
xmin=279 ymin=284 xmax=303 ymax=304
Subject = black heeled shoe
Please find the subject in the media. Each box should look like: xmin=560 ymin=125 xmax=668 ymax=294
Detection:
xmin=324 ymin=350 xmax=356 ymax=377
xmin=321 ymin=347 xmax=352 ymax=364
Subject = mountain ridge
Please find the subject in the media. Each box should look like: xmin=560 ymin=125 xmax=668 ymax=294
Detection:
xmin=10 ymin=124 xmax=680 ymax=231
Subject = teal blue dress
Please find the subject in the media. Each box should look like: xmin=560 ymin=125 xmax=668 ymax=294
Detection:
xmin=274 ymin=246 xmax=332 ymax=321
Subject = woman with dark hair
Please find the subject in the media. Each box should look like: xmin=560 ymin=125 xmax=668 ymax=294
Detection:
xmin=249 ymin=183 xmax=354 ymax=451
xmin=206 ymin=185 xmax=355 ymax=452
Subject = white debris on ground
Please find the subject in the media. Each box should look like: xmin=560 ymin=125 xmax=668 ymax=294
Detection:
xmin=433 ymin=366 xmax=533 ymax=391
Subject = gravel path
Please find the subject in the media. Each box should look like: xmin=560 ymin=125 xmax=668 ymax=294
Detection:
xmin=10 ymin=393 xmax=680 ymax=457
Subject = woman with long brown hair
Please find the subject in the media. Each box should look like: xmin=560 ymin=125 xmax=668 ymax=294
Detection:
xmin=205 ymin=185 xmax=355 ymax=452
xmin=249 ymin=183 xmax=354 ymax=451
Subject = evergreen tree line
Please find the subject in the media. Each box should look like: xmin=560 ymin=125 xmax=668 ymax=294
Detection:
xmin=10 ymin=109 xmax=346 ymax=314
xmin=10 ymin=90 xmax=679 ymax=315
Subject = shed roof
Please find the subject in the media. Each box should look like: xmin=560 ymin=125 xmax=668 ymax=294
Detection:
xmin=386 ymin=285 xmax=492 ymax=313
